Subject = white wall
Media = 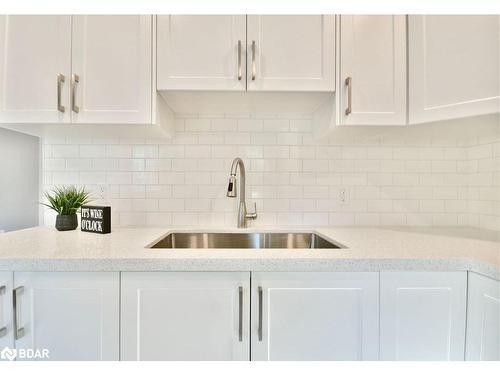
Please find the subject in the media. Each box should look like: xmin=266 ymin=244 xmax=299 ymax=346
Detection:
xmin=41 ymin=114 xmax=499 ymax=230
xmin=0 ymin=127 xmax=40 ymax=231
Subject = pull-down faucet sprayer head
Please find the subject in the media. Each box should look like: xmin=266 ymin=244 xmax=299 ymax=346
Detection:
xmin=227 ymin=174 xmax=237 ymax=197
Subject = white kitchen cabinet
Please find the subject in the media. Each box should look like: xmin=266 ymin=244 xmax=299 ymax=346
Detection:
xmin=157 ymin=16 xmax=246 ymax=91
xmin=466 ymin=272 xmax=500 ymax=361
xmin=409 ymin=16 xmax=500 ymax=124
xmin=251 ymin=272 xmax=379 ymax=360
xmin=71 ymin=16 xmax=153 ymax=124
xmin=338 ymin=15 xmax=407 ymax=125
xmin=121 ymin=272 xmax=250 ymax=361
xmin=0 ymin=272 xmax=13 ymax=354
xmin=0 ymin=16 xmax=72 ymax=123
xmin=246 ymin=16 xmax=335 ymax=92
xmin=380 ymin=272 xmax=467 ymax=360
xmin=13 ymin=272 xmax=120 ymax=361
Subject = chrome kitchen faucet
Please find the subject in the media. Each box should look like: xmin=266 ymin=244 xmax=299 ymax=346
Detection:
xmin=226 ymin=157 xmax=257 ymax=228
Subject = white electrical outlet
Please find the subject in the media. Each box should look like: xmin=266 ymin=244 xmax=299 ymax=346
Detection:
xmin=338 ymin=188 xmax=348 ymax=204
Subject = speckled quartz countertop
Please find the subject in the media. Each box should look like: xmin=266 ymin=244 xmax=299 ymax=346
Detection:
xmin=0 ymin=226 xmax=499 ymax=279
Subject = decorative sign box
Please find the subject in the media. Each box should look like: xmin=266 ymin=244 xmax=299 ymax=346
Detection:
xmin=81 ymin=205 xmax=111 ymax=234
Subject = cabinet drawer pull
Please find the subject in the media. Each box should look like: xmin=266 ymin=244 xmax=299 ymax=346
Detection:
xmin=71 ymin=74 xmax=80 ymax=113
xmin=345 ymin=76 xmax=352 ymax=115
xmin=251 ymin=40 xmax=256 ymax=81
xmin=237 ymin=40 xmax=242 ymax=81
xmin=258 ymin=286 xmax=263 ymax=341
xmin=238 ymin=286 xmax=243 ymax=341
xmin=13 ymin=286 xmax=24 ymax=340
xmin=57 ymin=74 xmax=65 ymax=113
xmin=0 ymin=285 xmax=6 ymax=338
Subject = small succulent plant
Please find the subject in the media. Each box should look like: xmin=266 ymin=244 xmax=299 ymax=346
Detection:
xmin=43 ymin=186 xmax=92 ymax=215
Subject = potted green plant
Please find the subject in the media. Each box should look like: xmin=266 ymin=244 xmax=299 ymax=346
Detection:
xmin=43 ymin=186 xmax=91 ymax=231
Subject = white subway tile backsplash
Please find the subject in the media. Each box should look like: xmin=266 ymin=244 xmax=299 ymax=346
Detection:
xmin=159 ymin=199 xmax=185 ymax=212
xmin=80 ymin=145 xmax=106 ymax=158
xmin=44 ymin=159 xmax=66 ymax=171
xmin=329 ymin=213 xmax=355 ymax=226
xmin=119 ymin=185 xmax=145 ymax=199
xmin=146 ymin=185 xmax=172 ymax=199
xmin=159 ymin=145 xmax=185 ymax=158
xmin=211 ymin=118 xmax=237 ymax=132
xmin=132 ymin=145 xmax=158 ymax=159
xmin=289 ymin=119 xmax=311 ymax=133
xmin=251 ymin=133 xmax=276 ymax=145
xmin=79 ymin=172 xmax=106 ymax=185
xmin=52 ymin=171 xmax=79 ymax=185
xmin=185 ymin=119 xmax=211 ymax=132
xmin=52 ymin=145 xmax=79 ymax=158
xmin=106 ymin=145 xmax=132 ymax=158
xmin=41 ymin=116 xmax=499 ymax=229
xmin=264 ymin=119 xmax=290 ymax=132
xmin=172 ymin=185 xmax=198 ymax=198
xmin=145 ymin=159 xmax=171 ymax=172
xmin=106 ymin=172 xmax=132 ymax=185
xmin=238 ymin=119 xmax=263 ymax=132
xmin=225 ymin=133 xmax=251 ymax=145
xmin=277 ymin=133 xmax=302 ymax=145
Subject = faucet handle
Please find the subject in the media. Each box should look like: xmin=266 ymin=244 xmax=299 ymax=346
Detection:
xmin=246 ymin=202 xmax=257 ymax=220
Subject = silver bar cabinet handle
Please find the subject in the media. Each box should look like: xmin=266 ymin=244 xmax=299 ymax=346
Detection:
xmin=0 ymin=285 xmax=6 ymax=338
xmin=71 ymin=74 xmax=80 ymax=113
xmin=237 ymin=40 xmax=242 ymax=81
xmin=57 ymin=74 xmax=65 ymax=113
xmin=345 ymin=76 xmax=352 ymax=115
xmin=251 ymin=40 xmax=256 ymax=81
xmin=238 ymin=286 xmax=243 ymax=342
xmin=258 ymin=286 xmax=263 ymax=341
xmin=13 ymin=286 xmax=24 ymax=340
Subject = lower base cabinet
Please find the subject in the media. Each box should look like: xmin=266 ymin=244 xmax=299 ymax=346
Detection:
xmin=14 ymin=272 xmax=119 ymax=361
xmin=251 ymin=272 xmax=379 ymax=360
xmin=466 ymin=272 xmax=500 ymax=360
xmin=380 ymin=272 xmax=467 ymax=360
xmin=120 ymin=272 xmax=250 ymax=360
xmin=1 ymin=269 xmax=497 ymax=361
xmin=0 ymin=272 xmax=14 ymax=353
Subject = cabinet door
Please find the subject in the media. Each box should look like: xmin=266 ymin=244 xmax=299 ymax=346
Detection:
xmin=246 ymin=16 xmax=335 ymax=92
xmin=409 ymin=16 xmax=500 ymax=123
xmin=339 ymin=15 xmax=407 ymax=125
xmin=121 ymin=272 xmax=250 ymax=360
xmin=380 ymin=272 xmax=467 ymax=360
xmin=0 ymin=16 xmax=71 ymax=123
xmin=466 ymin=272 xmax=500 ymax=361
xmin=251 ymin=272 xmax=379 ymax=360
xmin=0 ymin=272 xmax=13 ymax=355
xmin=157 ymin=16 xmax=246 ymax=91
xmin=71 ymin=16 xmax=152 ymax=124
xmin=13 ymin=272 xmax=119 ymax=361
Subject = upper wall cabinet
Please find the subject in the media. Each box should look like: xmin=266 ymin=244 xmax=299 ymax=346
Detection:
xmin=0 ymin=15 xmax=153 ymax=125
xmin=71 ymin=16 xmax=153 ymax=124
xmin=338 ymin=15 xmax=407 ymax=126
xmin=409 ymin=15 xmax=500 ymax=124
xmin=157 ymin=16 xmax=246 ymax=91
xmin=0 ymin=16 xmax=72 ymax=123
xmin=157 ymin=15 xmax=336 ymax=92
xmin=246 ymin=16 xmax=335 ymax=91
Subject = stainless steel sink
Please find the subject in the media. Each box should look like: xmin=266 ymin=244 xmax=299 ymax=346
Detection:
xmin=148 ymin=232 xmax=344 ymax=249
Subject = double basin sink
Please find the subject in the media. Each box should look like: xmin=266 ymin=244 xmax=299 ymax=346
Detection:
xmin=149 ymin=232 xmax=344 ymax=249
